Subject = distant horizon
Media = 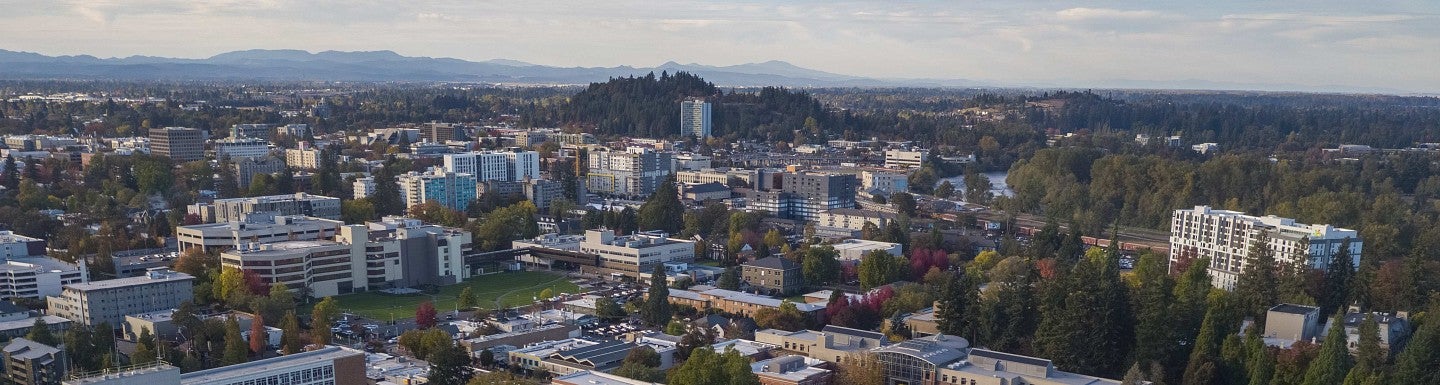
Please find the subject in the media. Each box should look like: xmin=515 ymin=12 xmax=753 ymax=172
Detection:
xmin=2 ymin=1 xmax=1437 ymax=93
xmin=3 ymin=47 xmax=1436 ymax=96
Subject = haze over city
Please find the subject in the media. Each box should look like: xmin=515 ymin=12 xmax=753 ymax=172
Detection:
xmin=3 ymin=0 xmax=1439 ymax=92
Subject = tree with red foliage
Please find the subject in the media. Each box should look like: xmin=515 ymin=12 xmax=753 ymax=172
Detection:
xmin=182 ymin=213 xmax=203 ymax=226
xmin=416 ymin=301 xmax=438 ymax=329
xmin=908 ymin=248 xmax=950 ymax=279
xmin=1035 ymin=258 xmax=1060 ymax=280
xmin=242 ymin=269 xmax=268 ymax=296
xmin=1170 ymin=246 xmax=1198 ymax=277
xmin=249 ymin=313 xmax=267 ymax=355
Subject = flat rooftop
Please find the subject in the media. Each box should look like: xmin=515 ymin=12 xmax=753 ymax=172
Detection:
xmin=64 ymin=270 xmax=193 ymax=291
xmin=180 ymin=346 xmax=361 ymax=383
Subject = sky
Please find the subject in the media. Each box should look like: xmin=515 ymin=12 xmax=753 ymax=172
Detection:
xmin=2 ymin=0 xmax=1439 ymax=92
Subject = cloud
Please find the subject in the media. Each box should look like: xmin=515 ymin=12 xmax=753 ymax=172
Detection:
xmin=1055 ymin=8 xmax=1167 ymax=21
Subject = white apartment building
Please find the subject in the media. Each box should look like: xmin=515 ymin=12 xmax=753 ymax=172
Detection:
xmin=884 ymin=149 xmax=929 ymax=169
xmin=284 ymin=142 xmax=323 ymax=169
xmin=0 ymin=231 xmax=45 ymax=259
xmin=580 ymin=229 xmax=695 ymax=275
xmin=1170 ymin=205 xmax=1363 ymax=290
xmin=353 ymin=176 xmax=376 ymax=200
xmin=211 ymin=137 xmax=271 ymax=160
xmin=675 ymin=153 xmax=712 ymax=171
xmin=815 ymin=208 xmax=897 ymax=233
xmin=47 ymin=268 xmax=194 ymax=327
xmin=442 ymin=148 xmax=541 ymax=182
xmin=860 ymin=171 xmax=909 ymax=194
xmin=397 ymin=167 xmax=478 ymax=212
xmin=0 ymin=257 xmax=87 ymax=299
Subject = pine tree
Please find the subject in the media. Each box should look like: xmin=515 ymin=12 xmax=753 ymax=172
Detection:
xmin=25 ymin=318 xmax=57 ymax=346
xmin=223 ymin=316 xmax=249 ymax=365
xmin=638 ymin=177 xmax=684 ymax=233
xmin=717 ymin=266 xmax=740 ymax=290
xmin=937 ymin=271 xmax=979 ymax=337
xmin=1183 ymin=301 xmax=1227 ymax=385
xmin=457 ymin=287 xmax=477 ymax=309
xmin=1 ymin=155 xmax=18 ymax=190
xmin=644 ymin=264 xmax=673 ymax=326
xmin=1132 ymin=252 xmax=1176 ymax=368
xmin=134 ymin=328 xmax=158 ymax=365
xmin=1234 ymin=234 xmax=1279 ymax=326
xmin=280 ymin=310 xmax=303 ymax=354
xmin=1392 ymin=297 xmax=1440 ymax=385
xmin=1320 ymin=238 xmax=1355 ymax=316
xmin=428 ymin=342 xmax=475 ymax=385
xmin=1343 ymin=314 xmax=1383 ymax=385
xmin=1301 ymin=313 xmax=1353 ymax=385
xmin=1246 ymin=344 xmax=1276 ymax=385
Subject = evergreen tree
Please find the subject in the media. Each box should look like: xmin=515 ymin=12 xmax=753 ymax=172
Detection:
xmin=644 ymin=264 xmax=673 ymax=326
xmin=2 ymin=155 xmax=18 ymax=190
xmin=717 ymin=266 xmax=740 ymax=290
xmin=457 ymin=287 xmax=477 ymax=309
xmin=1392 ymin=297 xmax=1440 ymax=385
xmin=280 ymin=310 xmax=304 ymax=354
xmin=974 ymin=256 xmax=1038 ymax=353
xmin=1321 ymin=238 xmax=1355 ymax=316
xmin=937 ymin=271 xmax=979 ymax=337
xmin=1234 ymin=234 xmax=1279 ymax=327
xmin=428 ymin=342 xmax=475 ymax=385
xmin=371 ymin=157 xmax=404 ymax=216
xmin=222 ymin=316 xmax=248 ymax=365
xmin=133 ymin=327 xmax=158 ymax=365
xmin=1247 ymin=343 xmax=1276 ymax=385
xmin=1183 ymin=300 xmax=1228 ymax=385
xmin=1302 ymin=313 xmax=1353 ymax=385
xmin=24 ymin=318 xmax=57 ymax=346
xmin=1343 ymin=314 xmax=1384 ymax=385
xmin=249 ymin=314 xmax=267 ymax=355
xmin=1132 ymin=252 xmax=1176 ymax=368
xmin=637 ymin=177 xmax=684 ymax=233
xmin=1034 ymin=250 xmax=1134 ymax=377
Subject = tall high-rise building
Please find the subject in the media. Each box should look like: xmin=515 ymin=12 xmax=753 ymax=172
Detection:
xmin=397 ymin=167 xmax=478 ymax=212
xmin=1169 ymin=205 xmax=1362 ymax=290
xmin=681 ymin=99 xmax=712 ymax=138
xmin=148 ymin=127 xmax=205 ymax=162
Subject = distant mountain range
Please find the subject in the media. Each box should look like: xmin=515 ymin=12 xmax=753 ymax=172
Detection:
xmin=0 ymin=48 xmax=1421 ymax=94
xmin=0 ymin=48 xmax=984 ymax=88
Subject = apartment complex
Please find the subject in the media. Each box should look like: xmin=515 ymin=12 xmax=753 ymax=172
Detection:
xmin=62 ymin=347 xmax=365 ymax=385
xmin=859 ymin=170 xmax=909 ymax=194
xmin=47 ymin=268 xmax=194 ymax=327
xmin=186 ymin=193 xmax=342 ymax=223
xmin=148 ymin=127 xmax=205 ymax=162
xmin=586 ymin=147 xmax=675 ymax=197
xmin=742 ymin=257 xmax=803 ymax=296
xmin=681 ymin=99 xmax=713 ymax=138
xmin=397 ymin=167 xmax=478 ymax=212
xmin=1169 ymin=205 xmax=1362 ymax=290
xmin=211 ymin=137 xmax=270 ymax=159
xmin=231 ymin=156 xmax=285 ymax=189
xmin=814 ymin=208 xmax=896 ymax=238
xmin=284 ymin=142 xmax=323 ymax=169
xmin=442 ymin=148 xmax=541 ymax=182
xmin=676 ymin=168 xmax=764 ymax=187
xmin=0 ymin=257 xmax=88 ymax=299
xmin=2 ymin=338 xmax=66 ymax=385
xmin=579 ymin=229 xmax=694 ymax=278
xmin=175 ymin=214 xmax=343 ymax=253
xmin=746 ymin=172 xmax=857 ymax=221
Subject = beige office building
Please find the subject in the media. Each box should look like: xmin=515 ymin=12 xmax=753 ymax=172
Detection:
xmin=47 ymin=268 xmax=194 ymax=327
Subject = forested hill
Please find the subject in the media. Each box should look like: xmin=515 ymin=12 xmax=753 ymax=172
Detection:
xmin=553 ymin=71 xmax=837 ymax=141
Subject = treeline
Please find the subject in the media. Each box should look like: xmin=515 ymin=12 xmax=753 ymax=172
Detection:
xmin=1003 ymin=147 xmax=1440 ymax=311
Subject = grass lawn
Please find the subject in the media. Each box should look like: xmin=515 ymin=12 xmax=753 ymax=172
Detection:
xmin=308 ymin=271 xmax=580 ymax=321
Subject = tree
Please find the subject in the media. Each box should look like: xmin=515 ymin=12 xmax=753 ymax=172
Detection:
xmin=280 ymin=310 xmax=304 ymax=354
xmin=1033 ymin=248 xmax=1134 ymax=378
xmin=754 ymin=301 xmax=807 ymax=331
xmin=223 ymin=316 xmax=249 ymax=365
xmin=477 ymin=348 xmax=496 ymax=368
xmin=2 ymin=155 xmax=19 ymax=189
xmin=1344 ymin=314 xmax=1384 ymax=385
xmin=669 ymin=347 xmax=759 ymax=385
xmin=1132 ymin=251 xmax=1177 ymax=369
xmin=428 ymin=342 xmax=475 ymax=385
xmin=834 ymin=353 xmax=886 ymax=385
xmin=763 ymin=229 xmax=785 ymax=249
xmin=1302 ymin=313 xmax=1353 ymax=385
xmin=1392 ymin=297 xmax=1440 ymax=385
xmin=1183 ymin=297 xmax=1234 ymax=385
xmin=25 ymin=318 xmax=57 ymax=346
xmin=133 ymin=327 xmax=158 ymax=365
xmin=937 ymin=271 xmax=979 ymax=337
xmin=416 ymin=301 xmax=438 ymax=329
xmin=638 ymin=177 xmax=685 ymax=233
xmin=890 ymin=191 xmax=917 ymax=216
xmin=213 ymin=267 xmax=247 ymax=304
xmin=1234 ymin=234 xmax=1279 ymax=326
xmin=311 ymin=296 xmax=340 ymax=345
xmin=458 ymin=287 xmax=477 ymax=309
xmin=371 ymin=160 xmax=405 ymax=216
xmin=466 ymin=372 xmax=532 ymax=385
xmin=1320 ymin=238 xmax=1355 ymax=316
xmin=249 ymin=313 xmax=267 ymax=355
xmin=717 ymin=266 xmax=741 ymax=290
xmin=858 ymin=250 xmax=905 ymax=290
xmin=614 ymin=346 xmax=666 ymax=382
xmin=801 ymin=245 xmax=841 ymax=286
xmin=341 ymin=199 xmax=377 ymax=224
xmin=644 ymin=264 xmax=673 ymax=326
xmin=595 ymin=297 xmax=626 ymax=321
xmin=174 ymin=248 xmax=219 ymax=278
xmin=934 ymin=180 xmax=956 ymax=199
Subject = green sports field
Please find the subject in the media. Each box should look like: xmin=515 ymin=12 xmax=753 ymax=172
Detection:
xmin=310 ymin=271 xmax=581 ymax=321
